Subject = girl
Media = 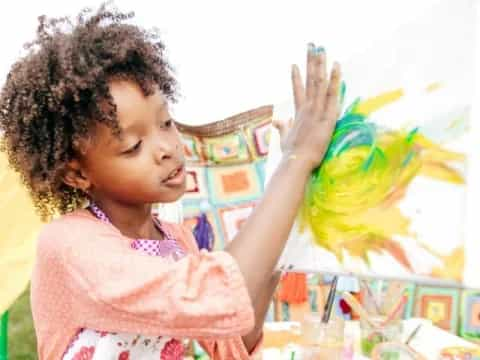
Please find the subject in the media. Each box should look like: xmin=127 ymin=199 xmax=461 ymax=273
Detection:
xmin=0 ymin=4 xmax=340 ymax=359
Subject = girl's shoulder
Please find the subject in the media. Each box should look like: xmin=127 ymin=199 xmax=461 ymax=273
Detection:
xmin=37 ymin=210 xmax=200 ymax=257
xmin=40 ymin=209 xmax=116 ymax=238
xmin=37 ymin=209 xmax=122 ymax=255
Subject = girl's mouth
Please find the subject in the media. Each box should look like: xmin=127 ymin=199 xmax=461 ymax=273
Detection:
xmin=162 ymin=165 xmax=186 ymax=186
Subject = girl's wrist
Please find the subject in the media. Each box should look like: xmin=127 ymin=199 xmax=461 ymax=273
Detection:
xmin=281 ymin=151 xmax=315 ymax=174
xmin=279 ymin=152 xmax=313 ymax=180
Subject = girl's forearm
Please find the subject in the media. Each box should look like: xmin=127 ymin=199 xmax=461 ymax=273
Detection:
xmin=226 ymin=156 xmax=310 ymax=305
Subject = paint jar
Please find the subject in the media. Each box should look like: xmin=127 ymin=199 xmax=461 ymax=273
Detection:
xmin=300 ymin=312 xmax=344 ymax=359
xmin=360 ymin=316 xmax=403 ymax=357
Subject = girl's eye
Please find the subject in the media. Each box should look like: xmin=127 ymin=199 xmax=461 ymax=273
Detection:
xmin=162 ymin=118 xmax=173 ymax=129
xmin=123 ymin=140 xmax=142 ymax=154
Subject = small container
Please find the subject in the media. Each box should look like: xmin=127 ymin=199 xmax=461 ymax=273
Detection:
xmin=301 ymin=312 xmax=345 ymax=360
xmin=360 ymin=316 xmax=403 ymax=357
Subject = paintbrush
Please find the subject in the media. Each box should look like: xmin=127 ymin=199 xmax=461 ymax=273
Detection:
xmin=321 ymin=276 xmax=338 ymax=323
xmin=360 ymin=279 xmax=382 ymax=315
xmin=342 ymin=291 xmax=376 ymax=328
xmin=405 ymin=324 xmax=422 ymax=345
xmin=383 ymin=282 xmax=406 ymax=314
xmin=380 ymin=295 xmax=407 ymax=327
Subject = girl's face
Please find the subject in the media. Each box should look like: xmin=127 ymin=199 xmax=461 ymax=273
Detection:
xmin=79 ymin=80 xmax=186 ymax=205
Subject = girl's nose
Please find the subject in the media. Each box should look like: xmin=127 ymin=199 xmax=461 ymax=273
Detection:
xmin=153 ymin=139 xmax=174 ymax=163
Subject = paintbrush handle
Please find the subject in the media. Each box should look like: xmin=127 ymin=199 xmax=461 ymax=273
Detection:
xmin=342 ymin=292 xmax=376 ymax=328
xmin=383 ymin=283 xmax=406 ymax=313
xmin=322 ymin=276 xmax=338 ymax=323
xmin=361 ymin=279 xmax=382 ymax=315
xmin=381 ymin=296 xmax=407 ymax=327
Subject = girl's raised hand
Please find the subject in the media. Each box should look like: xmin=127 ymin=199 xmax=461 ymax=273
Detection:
xmin=281 ymin=43 xmax=341 ymax=172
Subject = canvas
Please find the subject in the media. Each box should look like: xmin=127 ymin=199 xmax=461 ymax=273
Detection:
xmin=268 ymin=0 xmax=476 ymax=287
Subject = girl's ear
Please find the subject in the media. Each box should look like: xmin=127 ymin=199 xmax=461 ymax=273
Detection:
xmin=62 ymin=159 xmax=92 ymax=192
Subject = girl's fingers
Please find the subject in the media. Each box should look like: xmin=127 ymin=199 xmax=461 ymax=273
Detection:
xmin=306 ymin=43 xmax=316 ymax=100
xmin=291 ymin=64 xmax=306 ymax=110
xmin=313 ymin=51 xmax=328 ymax=114
xmin=323 ymin=62 xmax=342 ymax=124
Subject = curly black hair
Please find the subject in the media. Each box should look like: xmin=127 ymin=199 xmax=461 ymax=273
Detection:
xmin=0 ymin=3 xmax=178 ymax=220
